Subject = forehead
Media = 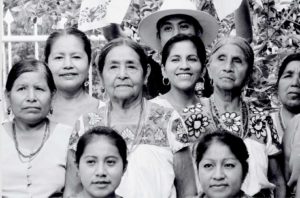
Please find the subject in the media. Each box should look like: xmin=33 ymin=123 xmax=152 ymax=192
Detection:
xmin=51 ymin=35 xmax=85 ymax=51
xmin=202 ymin=141 xmax=236 ymax=160
xmin=214 ymin=44 xmax=245 ymax=57
xmin=83 ymin=136 xmax=120 ymax=156
xmin=105 ymin=45 xmax=140 ymax=62
xmin=14 ymin=71 xmax=47 ymax=84
xmin=169 ymin=40 xmax=197 ymax=54
xmin=283 ymin=60 xmax=300 ymax=73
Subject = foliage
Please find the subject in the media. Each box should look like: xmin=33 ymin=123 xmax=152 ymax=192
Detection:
xmin=3 ymin=0 xmax=300 ymax=103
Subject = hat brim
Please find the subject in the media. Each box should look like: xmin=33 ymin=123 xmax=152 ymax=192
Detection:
xmin=139 ymin=9 xmax=219 ymax=51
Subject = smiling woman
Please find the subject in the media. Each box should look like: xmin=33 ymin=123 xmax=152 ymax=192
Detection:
xmin=44 ymin=28 xmax=100 ymax=126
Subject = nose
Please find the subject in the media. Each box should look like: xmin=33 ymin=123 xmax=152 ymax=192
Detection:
xmin=118 ymin=65 xmax=128 ymax=79
xmin=95 ymin=162 xmax=107 ymax=177
xmin=179 ymin=59 xmax=191 ymax=70
xmin=27 ymin=88 xmax=37 ymax=102
xmin=212 ymin=166 xmax=225 ymax=180
xmin=223 ymin=60 xmax=233 ymax=72
xmin=173 ymin=26 xmax=180 ymax=36
xmin=63 ymin=56 xmax=73 ymax=69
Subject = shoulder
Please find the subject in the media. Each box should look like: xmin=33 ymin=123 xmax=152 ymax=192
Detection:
xmin=150 ymin=95 xmax=173 ymax=109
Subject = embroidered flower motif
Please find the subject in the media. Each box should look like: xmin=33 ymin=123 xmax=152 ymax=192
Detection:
xmin=69 ymin=132 xmax=80 ymax=151
xmin=173 ymin=120 xmax=189 ymax=143
xmin=183 ymin=103 xmax=203 ymax=114
xmin=249 ymin=114 xmax=267 ymax=139
xmin=154 ymin=128 xmax=166 ymax=142
xmin=220 ymin=112 xmax=241 ymax=133
xmin=121 ymin=128 xmax=135 ymax=142
xmin=185 ymin=113 xmax=209 ymax=138
xmin=88 ymin=113 xmax=102 ymax=126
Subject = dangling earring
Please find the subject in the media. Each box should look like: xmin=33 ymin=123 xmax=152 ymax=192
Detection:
xmin=162 ymin=77 xmax=170 ymax=86
xmin=49 ymin=107 xmax=53 ymax=115
xmin=210 ymin=79 xmax=214 ymax=86
xmin=100 ymin=86 xmax=105 ymax=93
xmin=7 ymin=107 xmax=11 ymax=115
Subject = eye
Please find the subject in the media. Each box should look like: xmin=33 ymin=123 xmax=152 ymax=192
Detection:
xmin=217 ymin=55 xmax=226 ymax=61
xmin=188 ymin=56 xmax=199 ymax=62
xmin=282 ymin=73 xmax=292 ymax=78
xmin=16 ymin=86 xmax=26 ymax=91
xmin=170 ymin=57 xmax=180 ymax=63
xmin=179 ymin=23 xmax=190 ymax=30
xmin=86 ymin=159 xmax=96 ymax=166
xmin=54 ymin=56 xmax=63 ymax=60
xmin=36 ymin=87 xmax=45 ymax=91
xmin=127 ymin=64 xmax=138 ymax=69
xmin=109 ymin=64 xmax=118 ymax=70
xmin=233 ymin=57 xmax=242 ymax=64
xmin=224 ymin=163 xmax=236 ymax=168
xmin=161 ymin=24 xmax=173 ymax=32
xmin=203 ymin=163 xmax=213 ymax=169
xmin=106 ymin=160 xmax=116 ymax=166
xmin=72 ymin=55 xmax=82 ymax=59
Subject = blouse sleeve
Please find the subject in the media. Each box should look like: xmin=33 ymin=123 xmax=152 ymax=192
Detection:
xmin=166 ymin=110 xmax=191 ymax=153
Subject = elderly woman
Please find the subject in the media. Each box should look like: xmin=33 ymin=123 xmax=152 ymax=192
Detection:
xmin=196 ymin=131 xmax=251 ymax=198
xmin=64 ymin=38 xmax=196 ymax=198
xmin=278 ymin=53 xmax=300 ymax=196
xmin=151 ymin=34 xmax=208 ymax=111
xmin=2 ymin=59 xmax=72 ymax=197
xmin=44 ymin=27 xmax=100 ymax=126
xmin=179 ymin=37 xmax=285 ymax=197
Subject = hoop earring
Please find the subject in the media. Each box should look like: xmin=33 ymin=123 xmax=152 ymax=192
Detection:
xmin=84 ymin=80 xmax=89 ymax=87
xmin=162 ymin=77 xmax=170 ymax=86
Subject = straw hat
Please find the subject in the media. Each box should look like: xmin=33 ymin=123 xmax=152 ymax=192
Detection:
xmin=138 ymin=0 xmax=219 ymax=51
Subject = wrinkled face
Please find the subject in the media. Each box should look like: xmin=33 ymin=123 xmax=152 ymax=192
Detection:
xmin=278 ymin=60 xmax=300 ymax=111
xmin=48 ymin=35 xmax=89 ymax=93
xmin=6 ymin=71 xmax=52 ymax=124
xmin=100 ymin=45 xmax=147 ymax=102
xmin=198 ymin=141 xmax=243 ymax=198
xmin=159 ymin=16 xmax=197 ymax=48
xmin=208 ymin=44 xmax=249 ymax=92
xmin=162 ymin=40 xmax=202 ymax=92
xmin=79 ymin=136 xmax=124 ymax=198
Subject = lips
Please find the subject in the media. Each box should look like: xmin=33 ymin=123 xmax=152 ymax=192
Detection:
xmin=210 ymin=183 xmax=229 ymax=189
xmin=59 ymin=73 xmax=78 ymax=77
xmin=92 ymin=181 xmax=111 ymax=188
xmin=176 ymin=73 xmax=193 ymax=79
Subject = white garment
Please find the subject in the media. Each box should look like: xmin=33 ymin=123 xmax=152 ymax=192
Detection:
xmin=1 ymin=122 xmax=72 ymax=198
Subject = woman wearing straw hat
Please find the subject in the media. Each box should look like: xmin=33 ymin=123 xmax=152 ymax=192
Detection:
xmin=139 ymin=0 xmax=252 ymax=98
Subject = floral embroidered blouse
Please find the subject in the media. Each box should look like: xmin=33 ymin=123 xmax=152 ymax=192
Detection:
xmin=68 ymin=99 xmax=189 ymax=198
xmin=173 ymin=97 xmax=281 ymax=196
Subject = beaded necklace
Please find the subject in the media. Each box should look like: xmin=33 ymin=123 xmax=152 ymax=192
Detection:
xmin=209 ymin=96 xmax=249 ymax=138
xmin=12 ymin=118 xmax=50 ymax=187
xmin=12 ymin=118 xmax=49 ymax=160
xmin=106 ymin=98 xmax=145 ymax=153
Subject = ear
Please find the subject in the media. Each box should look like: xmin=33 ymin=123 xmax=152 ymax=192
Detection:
xmin=143 ymin=64 xmax=151 ymax=85
xmin=161 ymin=64 xmax=167 ymax=78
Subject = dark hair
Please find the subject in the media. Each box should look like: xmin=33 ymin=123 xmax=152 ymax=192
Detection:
xmin=209 ymin=36 xmax=254 ymax=88
xmin=195 ymin=131 xmax=249 ymax=181
xmin=277 ymin=53 xmax=300 ymax=87
xmin=5 ymin=59 xmax=56 ymax=94
xmin=160 ymin=34 xmax=212 ymax=96
xmin=75 ymin=126 xmax=128 ymax=170
xmin=97 ymin=37 xmax=149 ymax=76
xmin=156 ymin=14 xmax=203 ymax=39
xmin=44 ymin=27 xmax=92 ymax=64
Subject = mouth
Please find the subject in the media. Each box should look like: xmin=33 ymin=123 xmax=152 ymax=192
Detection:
xmin=59 ymin=73 xmax=78 ymax=77
xmin=115 ymin=84 xmax=131 ymax=88
xmin=23 ymin=106 xmax=40 ymax=110
xmin=210 ymin=184 xmax=228 ymax=190
xmin=176 ymin=73 xmax=192 ymax=78
xmin=221 ymin=76 xmax=235 ymax=81
xmin=92 ymin=181 xmax=111 ymax=188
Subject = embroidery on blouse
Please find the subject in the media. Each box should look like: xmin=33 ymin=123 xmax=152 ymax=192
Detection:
xmin=219 ymin=112 xmax=241 ymax=133
xmin=266 ymin=115 xmax=281 ymax=149
xmin=185 ymin=113 xmax=209 ymax=138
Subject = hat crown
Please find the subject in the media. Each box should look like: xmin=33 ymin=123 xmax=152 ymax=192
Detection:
xmin=160 ymin=0 xmax=197 ymax=11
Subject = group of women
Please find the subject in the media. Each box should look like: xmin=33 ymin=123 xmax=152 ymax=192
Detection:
xmin=1 ymin=0 xmax=300 ymax=198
